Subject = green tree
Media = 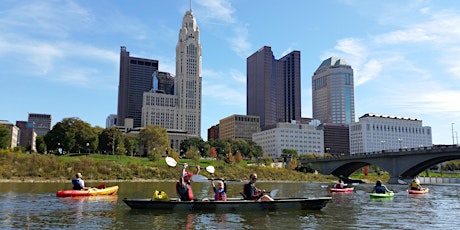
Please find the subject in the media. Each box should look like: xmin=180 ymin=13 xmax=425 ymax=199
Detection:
xmin=139 ymin=125 xmax=169 ymax=161
xmin=44 ymin=117 xmax=98 ymax=154
xmin=207 ymin=139 xmax=228 ymax=158
xmin=180 ymin=137 xmax=206 ymax=157
xmin=98 ymin=127 xmax=123 ymax=154
xmin=35 ymin=136 xmax=47 ymax=153
xmin=123 ymin=133 xmax=138 ymax=156
xmin=0 ymin=125 xmax=11 ymax=149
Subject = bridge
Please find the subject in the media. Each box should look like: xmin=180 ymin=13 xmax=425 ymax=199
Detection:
xmin=299 ymin=145 xmax=460 ymax=184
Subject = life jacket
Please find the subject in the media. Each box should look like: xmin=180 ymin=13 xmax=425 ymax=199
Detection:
xmin=374 ymin=186 xmax=386 ymax=193
xmin=72 ymin=179 xmax=82 ymax=190
xmin=410 ymin=181 xmax=420 ymax=190
xmin=243 ymin=183 xmax=260 ymax=200
xmin=214 ymin=189 xmax=227 ymax=201
xmin=335 ymin=183 xmax=342 ymax=189
xmin=176 ymin=182 xmax=194 ymax=201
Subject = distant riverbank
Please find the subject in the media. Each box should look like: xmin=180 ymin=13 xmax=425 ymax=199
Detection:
xmin=0 ymin=152 xmax=338 ymax=183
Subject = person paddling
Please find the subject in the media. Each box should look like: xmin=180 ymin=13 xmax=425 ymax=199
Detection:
xmin=176 ymin=163 xmax=200 ymax=201
xmin=371 ymin=180 xmax=391 ymax=194
xmin=335 ymin=179 xmax=348 ymax=189
xmin=72 ymin=173 xmax=90 ymax=190
xmin=243 ymin=173 xmax=273 ymax=201
xmin=409 ymin=178 xmax=424 ymax=191
xmin=212 ymin=179 xmax=227 ymax=201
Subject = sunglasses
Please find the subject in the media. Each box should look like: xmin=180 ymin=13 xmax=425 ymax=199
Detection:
xmin=251 ymin=177 xmax=257 ymax=180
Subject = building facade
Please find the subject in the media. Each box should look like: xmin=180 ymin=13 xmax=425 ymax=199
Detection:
xmin=252 ymin=121 xmax=324 ymax=158
xmin=15 ymin=121 xmax=36 ymax=151
xmin=27 ymin=113 xmax=52 ymax=136
xmin=349 ymin=113 xmax=432 ymax=154
xmin=219 ymin=114 xmax=260 ymax=141
xmin=0 ymin=120 xmax=20 ymax=149
xmin=207 ymin=124 xmax=219 ymax=141
xmin=117 ymin=46 xmax=159 ymax=127
xmin=106 ymin=114 xmax=117 ymax=128
xmin=312 ymin=57 xmax=355 ymax=125
xmin=141 ymin=7 xmax=202 ymax=149
xmin=247 ymin=46 xmax=301 ymax=130
xmin=318 ymin=123 xmax=350 ymax=155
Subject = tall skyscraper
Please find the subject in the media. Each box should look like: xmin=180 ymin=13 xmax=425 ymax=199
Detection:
xmin=142 ymin=7 xmax=202 ymax=138
xmin=174 ymin=8 xmax=202 ymax=137
xmin=247 ymin=46 xmax=301 ymax=130
xmin=117 ymin=46 xmax=159 ymax=127
xmin=312 ymin=57 xmax=355 ymax=125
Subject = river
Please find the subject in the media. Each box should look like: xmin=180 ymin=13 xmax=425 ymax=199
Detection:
xmin=0 ymin=181 xmax=459 ymax=229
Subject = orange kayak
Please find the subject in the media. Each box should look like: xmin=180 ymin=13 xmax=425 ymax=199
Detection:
xmin=56 ymin=186 xmax=119 ymax=197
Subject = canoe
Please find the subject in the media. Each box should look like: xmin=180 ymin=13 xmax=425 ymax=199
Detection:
xmin=370 ymin=192 xmax=394 ymax=198
xmin=408 ymin=188 xmax=429 ymax=194
xmin=123 ymin=197 xmax=332 ymax=211
xmin=56 ymin=186 xmax=119 ymax=197
xmin=329 ymin=187 xmax=354 ymax=193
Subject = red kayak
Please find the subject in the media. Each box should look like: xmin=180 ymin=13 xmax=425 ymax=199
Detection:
xmin=329 ymin=187 xmax=354 ymax=193
xmin=407 ymin=188 xmax=429 ymax=194
xmin=56 ymin=186 xmax=119 ymax=197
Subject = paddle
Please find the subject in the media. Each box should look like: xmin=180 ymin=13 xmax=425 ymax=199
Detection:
xmin=269 ymin=189 xmax=279 ymax=198
xmin=165 ymin=157 xmax=214 ymax=172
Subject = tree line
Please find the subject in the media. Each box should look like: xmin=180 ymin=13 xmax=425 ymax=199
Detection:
xmin=1 ymin=118 xmax=267 ymax=162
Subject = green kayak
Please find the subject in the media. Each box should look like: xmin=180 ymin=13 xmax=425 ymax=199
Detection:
xmin=370 ymin=192 xmax=394 ymax=198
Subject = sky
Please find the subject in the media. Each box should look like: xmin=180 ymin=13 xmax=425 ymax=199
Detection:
xmin=1 ymin=0 xmax=460 ymax=145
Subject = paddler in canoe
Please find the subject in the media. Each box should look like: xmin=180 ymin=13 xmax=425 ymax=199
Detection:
xmin=176 ymin=163 xmax=200 ymax=201
xmin=242 ymin=173 xmax=274 ymax=201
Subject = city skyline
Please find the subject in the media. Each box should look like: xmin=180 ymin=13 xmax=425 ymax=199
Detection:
xmin=1 ymin=0 xmax=459 ymax=144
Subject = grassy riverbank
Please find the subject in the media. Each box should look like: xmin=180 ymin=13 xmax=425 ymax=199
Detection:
xmin=0 ymin=151 xmax=341 ymax=183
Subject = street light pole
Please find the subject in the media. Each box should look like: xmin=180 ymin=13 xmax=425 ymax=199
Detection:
xmin=452 ymin=123 xmax=455 ymax=145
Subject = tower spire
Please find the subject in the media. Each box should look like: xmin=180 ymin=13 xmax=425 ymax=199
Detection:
xmin=190 ymin=0 xmax=192 ymax=11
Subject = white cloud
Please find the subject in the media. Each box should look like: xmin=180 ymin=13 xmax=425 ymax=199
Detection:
xmin=195 ymin=0 xmax=236 ymax=24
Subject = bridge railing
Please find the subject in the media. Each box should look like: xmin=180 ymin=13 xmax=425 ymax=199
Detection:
xmin=301 ymin=145 xmax=460 ymax=163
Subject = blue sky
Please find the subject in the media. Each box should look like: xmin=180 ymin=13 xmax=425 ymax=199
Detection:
xmin=1 ymin=0 xmax=459 ymax=144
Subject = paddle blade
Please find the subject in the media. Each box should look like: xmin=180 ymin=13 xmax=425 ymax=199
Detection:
xmin=206 ymin=165 xmax=215 ymax=174
xmin=191 ymin=174 xmax=209 ymax=183
xmin=270 ymin=189 xmax=279 ymax=198
xmin=165 ymin=157 xmax=178 ymax=167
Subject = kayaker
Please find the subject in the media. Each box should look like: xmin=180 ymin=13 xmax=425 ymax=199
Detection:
xmin=212 ymin=179 xmax=227 ymax=201
xmin=371 ymin=180 xmax=391 ymax=194
xmin=243 ymin=173 xmax=273 ymax=201
xmin=409 ymin=178 xmax=423 ymax=191
xmin=72 ymin=173 xmax=89 ymax=190
xmin=335 ymin=179 xmax=347 ymax=189
xmin=176 ymin=163 xmax=200 ymax=201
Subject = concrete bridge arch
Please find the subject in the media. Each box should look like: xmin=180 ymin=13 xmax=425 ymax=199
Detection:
xmin=299 ymin=145 xmax=460 ymax=184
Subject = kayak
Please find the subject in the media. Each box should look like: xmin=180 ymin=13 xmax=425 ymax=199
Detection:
xmin=123 ymin=197 xmax=332 ymax=211
xmin=56 ymin=186 xmax=119 ymax=197
xmin=408 ymin=188 xmax=429 ymax=194
xmin=329 ymin=187 xmax=354 ymax=193
xmin=370 ymin=192 xmax=394 ymax=198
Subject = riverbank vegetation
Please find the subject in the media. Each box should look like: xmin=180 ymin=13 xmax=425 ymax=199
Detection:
xmin=0 ymin=150 xmax=338 ymax=183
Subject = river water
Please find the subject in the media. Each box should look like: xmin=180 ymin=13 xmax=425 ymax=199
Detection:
xmin=0 ymin=181 xmax=459 ymax=229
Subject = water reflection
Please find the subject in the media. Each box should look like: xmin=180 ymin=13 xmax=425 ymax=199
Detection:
xmin=1 ymin=181 xmax=460 ymax=229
